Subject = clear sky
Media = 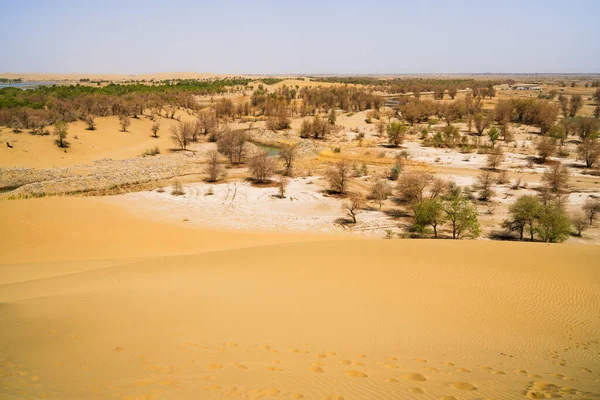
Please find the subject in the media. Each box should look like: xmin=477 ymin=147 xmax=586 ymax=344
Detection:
xmin=1 ymin=0 xmax=598 ymax=74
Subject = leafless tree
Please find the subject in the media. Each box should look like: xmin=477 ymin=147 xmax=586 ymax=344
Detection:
xmin=397 ymin=170 xmax=433 ymax=203
xmin=326 ymin=160 xmax=352 ymax=194
xmin=486 ymin=146 xmax=504 ymax=170
xmin=583 ymin=198 xmax=600 ymax=225
xmin=577 ymin=138 xmax=600 ymax=168
xmin=541 ymin=162 xmax=570 ymax=193
xmin=119 ymin=115 xmax=131 ymax=132
xmin=571 ymin=212 xmax=588 ymax=236
xmin=85 ymin=115 xmax=96 ymax=130
xmin=217 ymin=128 xmax=247 ymax=164
xmin=205 ymin=149 xmax=225 ymax=182
xmin=248 ymin=150 xmax=277 ymax=182
xmin=474 ymin=112 xmax=491 ymax=136
xmin=170 ymin=121 xmax=194 ymax=150
xmin=343 ymin=192 xmax=367 ymax=223
xmin=369 ymin=179 xmax=391 ymax=209
xmin=277 ymin=175 xmax=289 ymax=198
xmin=279 ymin=143 xmax=297 ymax=176
xmin=477 ymin=170 xmax=495 ymax=201
xmin=537 ymin=137 xmax=556 ymax=163
xmin=151 ymin=121 xmax=160 ymax=138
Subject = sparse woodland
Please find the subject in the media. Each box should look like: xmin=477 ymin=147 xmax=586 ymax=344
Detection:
xmin=2 ymin=75 xmax=600 ymax=243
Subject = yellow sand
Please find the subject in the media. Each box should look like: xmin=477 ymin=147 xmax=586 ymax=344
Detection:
xmin=1 ymin=197 xmax=599 ymax=400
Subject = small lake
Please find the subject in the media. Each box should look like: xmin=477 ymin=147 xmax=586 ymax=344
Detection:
xmin=0 ymin=81 xmax=58 ymax=89
xmin=256 ymin=144 xmax=281 ymax=157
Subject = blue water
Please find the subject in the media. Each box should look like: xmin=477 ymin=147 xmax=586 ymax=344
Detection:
xmin=0 ymin=81 xmax=57 ymax=89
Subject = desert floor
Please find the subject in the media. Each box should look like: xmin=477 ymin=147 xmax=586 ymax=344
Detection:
xmin=1 ymin=197 xmax=599 ymax=400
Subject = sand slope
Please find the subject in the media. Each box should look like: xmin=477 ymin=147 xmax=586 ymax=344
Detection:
xmin=1 ymin=245 xmax=599 ymax=398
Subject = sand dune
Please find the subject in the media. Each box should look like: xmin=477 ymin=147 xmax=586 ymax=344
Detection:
xmin=1 ymin=198 xmax=599 ymax=400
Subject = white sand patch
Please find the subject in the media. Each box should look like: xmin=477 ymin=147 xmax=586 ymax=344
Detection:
xmin=121 ymin=178 xmax=395 ymax=236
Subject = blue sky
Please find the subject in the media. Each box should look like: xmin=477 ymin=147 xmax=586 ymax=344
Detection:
xmin=0 ymin=0 xmax=598 ymax=74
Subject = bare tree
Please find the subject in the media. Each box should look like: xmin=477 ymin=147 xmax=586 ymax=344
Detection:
xmin=279 ymin=143 xmax=297 ymax=176
xmin=170 ymin=121 xmax=194 ymax=150
xmin=205 ymin=149 xmax=225 ymax=182
xmin=537 ymin=137 xmax=556 ymax=163
xmin=474 ymin=113 xmax=491 ymax=136
xmin=583 ymin=198 xmax=600 ymax=225
xmin=569 ymin=94 xmax=583 ymax=117
xmin=326 ymin=160 xmax=352 ymax=194
xmin=248 ymin=150 xmax=277 ymax=182
xmin=369 ymin=179 xmax=391 ymax=209
xmin=277 ymin=175 xmax=289 ymax=198
xmin=217 ymin=128 xmax=247 ymax=164
xmin=151 ymin=121 xmax=160 ymax=138
xmin=85 ymin=115 xmax=96 ymax=130
xmin=397 ymin=170 xmax=433 ymax=203
xmin=477 ymin=170 xmax=495 ymax=201
xmin=119 ymin=115 xmax=131 ymax=132
xmin=577 ymin=138 xmax=600 ymax=168
xmin=343 ymin=192 xmax=366 ymax=223
xmin=571 ymin=212 xmax=588 ymax=236
xmin=486 ymin=146 xmax=504 ymax=170
xmin=541 ymin=163 xmax=569 ymax=193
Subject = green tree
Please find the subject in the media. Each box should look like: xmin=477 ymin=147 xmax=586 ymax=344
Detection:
xmin=504 ymin=195 xmax=543 ymax=241
xmin=487 ymin=126 xmax=500 ymax=145
xmin=537 ymin=203 xmax=571 ymax=243
xmin=442 ymin=196 xmax=480 ymax=239
xmin=387 ymin=122 xmax=408 ymax=147
xmin=413 ymin=198 xmax=445 ymax=238
xmin=53 ymin=121 xmax=68 ymax=148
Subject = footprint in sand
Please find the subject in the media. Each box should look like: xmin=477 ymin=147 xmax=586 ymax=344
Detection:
xmin=310 ymin=365 xmax=324 ymax=373
xmin=408 ymin=388 xmax=424 ymax=394
xmin=259 ymin=344 xmax=272 ymax=351
xmin=266 ymin=367 xmax=283 ymax=372
xmin=232 ymin=362 xmax=248 ymax=370
xmin=289 ymin=394 xmax=304 ymax=399
xmin=316 ymin=353 xmax=327 ymax=359
xmin=271 ymin=360 xmax=281 ymax=364
xmin=423 ymin=367 xmax=440 ymax=373
xmin=340 ymin=360 xmax=352 ymax=365
xmin=261 ymin=388 xmax=281 ymax=396
xmin=384 ymin=363 xmax=398 ymax=369
xmin=323 ymin=396 xmax=344 ymax=400
xmin=491 ymin=370 xmax=506 ymax=375
xmin=478 ymin=365 xmax=492 ymax=370
xmin=114 ymin=347 xmax=124 ymax=352
xmin=384 ymin=377 xmax=399 ymax=383
xmin=344 ymin=370 xmax=368 ymax=378
xmin=442 ymin=362 xmax=455 ymax=367
xmin=206 ymin=363 xmax=223 ymax=370
xmin=455 ymin=368 xmax=471 ymax=373
xmin=513 ymin=369 xmax=527 ymax=374
xmin=290 ymin=348 xmax=310 ymax=354
xmin=415 ymin=358 xmax=429 ymax=363
xmin=439 ymin=396 xmax=457 ymax=400
xmin=450 ymin=382 xmax=477 ymax=391
xmin=352 ymin=361 xmax=366 ymax=366
xmin=401 ymin=373 xmax=427 ymax=381
xmin=204 ymin=385 xmax=222 ymax=391
xmin=387 ymin=356 xmax=397 ymax=361
xmin=325 ymin=351 xmax=337 ymax=356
